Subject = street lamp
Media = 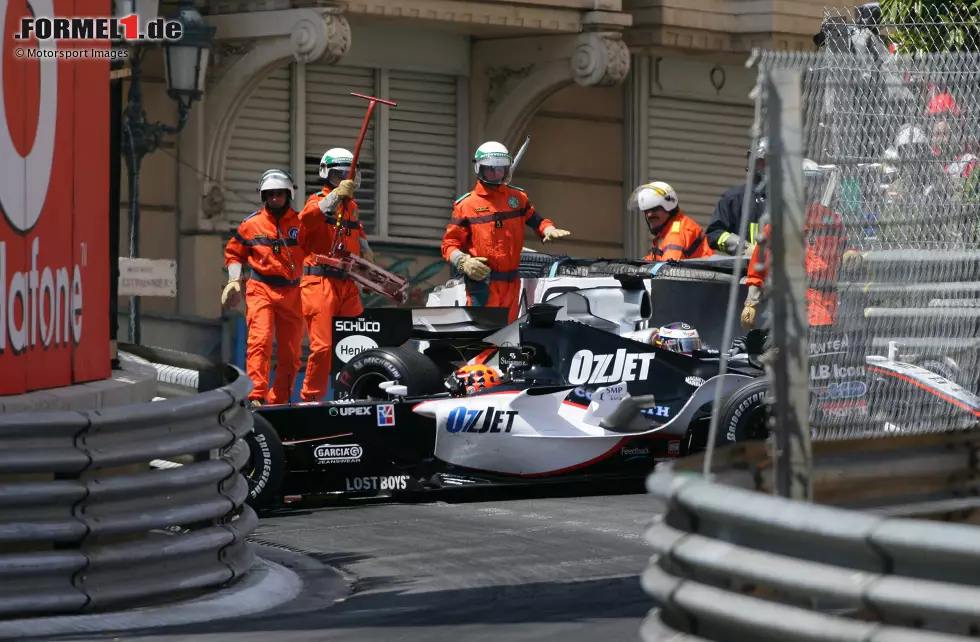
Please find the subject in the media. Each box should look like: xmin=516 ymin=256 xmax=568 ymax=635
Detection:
xmin=120 ymin=0 xmax=216 ymax=344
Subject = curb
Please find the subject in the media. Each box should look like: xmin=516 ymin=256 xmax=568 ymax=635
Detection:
xmin=0 ymin=554 xmax=303 ymax=640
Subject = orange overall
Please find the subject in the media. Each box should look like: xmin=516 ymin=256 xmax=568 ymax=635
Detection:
xmin=297 ymin=187 xmax=366 ymax=402
xmin=442 ymin=182 xmax=554 ymax=323
xmin=225 ymin=207 xmax=307 ymax=404
xmin=746 ymin=205 xmax=847 ymax=327
xmin=643 ymin=212 xmax=715 ymax=262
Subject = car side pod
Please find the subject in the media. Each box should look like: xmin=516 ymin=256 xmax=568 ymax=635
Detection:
xmin=599 ymin=394 xmax=660 ymax=433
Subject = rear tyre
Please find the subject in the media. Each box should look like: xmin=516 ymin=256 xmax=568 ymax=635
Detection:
xmin=244 ymin=413 xmax=285 ymax=510
xmin=717 ymin=378 xmax=771 ymax=446
xmin=336 ymin=346 xmax=445 ymax=400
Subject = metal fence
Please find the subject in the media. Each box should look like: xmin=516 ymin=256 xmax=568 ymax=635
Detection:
xmin=0 ymin=364 xmax=257 ymax=618
xmin=722 ymin=6 xmax=980 ymax=498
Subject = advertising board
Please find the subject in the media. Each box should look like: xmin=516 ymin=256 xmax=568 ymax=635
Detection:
xmin=1 ymin=0 xmax=111 ymax=394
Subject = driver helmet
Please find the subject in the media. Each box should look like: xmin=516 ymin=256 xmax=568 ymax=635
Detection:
xmin=473 ymin=141 xmax=513 ymax=186
xmin=651 ymin=322 xmax=703 ymax=355
xmin=446 ymin=364 xmax=503 ymax=396
xmin=319 ymin=147 xmax=362 ymax=190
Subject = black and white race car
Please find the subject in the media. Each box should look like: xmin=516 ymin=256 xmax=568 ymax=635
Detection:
xmin=246 ymin=263 xmax=769 ymax=509
xmin=242 ymin=252 xmax=980 ymax=509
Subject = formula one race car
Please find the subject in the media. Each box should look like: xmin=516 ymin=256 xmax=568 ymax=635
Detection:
xmin=245 ymin=295 xmax=766 ymax=508
xmin=241 ymin=251 xmax=980 ymax=509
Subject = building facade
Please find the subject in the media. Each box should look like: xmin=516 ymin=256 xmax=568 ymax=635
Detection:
xmin=121 ymin=0 xmax=844 ymax=357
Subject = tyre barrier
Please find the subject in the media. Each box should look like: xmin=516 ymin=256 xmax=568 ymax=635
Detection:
xmin=0 ymin=365 xmax=258 ymax=619
xmin=119 ymin=342 xmax=228 ymax=395
xmin=641 ymin=430 xmax=980 ymax=641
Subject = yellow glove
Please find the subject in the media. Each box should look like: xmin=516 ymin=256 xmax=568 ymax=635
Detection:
xmin=333 ymin=179 xmax=356 ymax=201
xmin=221 ymin=281 xmax=242 ymax=309
xmin=459 ymin=254 xmax=492 ymax=281
xmin=744 ymin=243 xmax=757 ymax=256
xmin=740 ymin=303 xmax=757 ymax=331
xmin=542 ymin=227 xmax=570 ymax=244
xmin=841 ymin=249 xmax=863 ymax=270
xmin=362 ymin=248 xmax=376 ymax=264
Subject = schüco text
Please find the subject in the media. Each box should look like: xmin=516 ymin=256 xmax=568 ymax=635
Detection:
xmin=14 ymin=47 xmax=130 ymax=60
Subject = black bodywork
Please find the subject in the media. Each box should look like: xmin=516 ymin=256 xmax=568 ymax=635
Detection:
xmin=253 ymin=300 xmax=764 ymax=501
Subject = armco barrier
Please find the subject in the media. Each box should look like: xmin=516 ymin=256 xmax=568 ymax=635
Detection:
xmin=640 ymin=433 xmax=980 ymax=641
xmin=0 ymin=365 xmax=257 ymax=618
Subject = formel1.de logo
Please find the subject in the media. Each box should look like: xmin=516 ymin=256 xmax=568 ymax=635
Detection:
xmin=14 ymin=14 xmax=183 ymax=42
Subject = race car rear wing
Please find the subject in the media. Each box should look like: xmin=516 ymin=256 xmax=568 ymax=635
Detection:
xmin=409 ymin=306 xmax=509 ymax=339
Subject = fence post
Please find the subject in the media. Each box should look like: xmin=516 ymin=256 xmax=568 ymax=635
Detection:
xmin=767 ymin=68 xmax=812 ymax=502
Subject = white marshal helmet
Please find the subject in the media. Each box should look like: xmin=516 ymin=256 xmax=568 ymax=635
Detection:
xmin=895 ymin=124 xmax=929 ymax=148
xmin=473 ymin=141 xmax=512 ymax=185
xmin=318 ymin=147 xmax=362 ymax=189
xmin=627 ymin=181 xmax=679 ymax=218
xmin=258 ymin=168 xmax=296 ymax=202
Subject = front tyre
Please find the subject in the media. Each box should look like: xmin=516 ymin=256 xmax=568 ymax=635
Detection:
xmin=717 ymin=378 xmax=771 ymax=446
xmin=243 ymin=413 xmax=286 ymax=510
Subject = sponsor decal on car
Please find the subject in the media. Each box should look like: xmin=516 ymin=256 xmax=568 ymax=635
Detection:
xmin=572 ymin=386 xmax=669 ymax=417
xmin=567 ymin=349 xmax=656 ymax=385
xmin=819 ymin=399 xmax=868 ymax=419
xmin=621 ymin=445 xmax=650 ymax=461
xmin=668 ymin=440 xmax=681 ymax=456
xmin=498 ymin=347 xmax=529 ymax=371
xmin=345 ymin=475 xmax=410 ymax=491
xmin=685 ymin=376 xmax=705 ymax=387
xmin=810 ymin=363 xmax=865 ymax=381
xmin=812 ymin=380 xmax=867 ymax=400
xmin=445 ymin=406 xmax=519 ymax=434
xmin=327 ymin=406 xmax=373 ymax=417
xmin=314 ymin=443 xmax=363 ymax=464
xmin=335 ymin=334 xmax=379 ymax=363
xmin=809 ymin=334 xmax=849 ymax=358
xmin=334 ymin=319 xmax=382 ymax=333
xmin=377 ymin=403 xmax=396 ymax=426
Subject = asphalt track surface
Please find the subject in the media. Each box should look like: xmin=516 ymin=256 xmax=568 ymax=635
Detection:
xmin=48 ymin=484 xmax=659 ymax=642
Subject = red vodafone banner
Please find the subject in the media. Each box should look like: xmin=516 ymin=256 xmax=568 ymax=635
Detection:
xmin=1 ymin=0 xmax=110 ymax=394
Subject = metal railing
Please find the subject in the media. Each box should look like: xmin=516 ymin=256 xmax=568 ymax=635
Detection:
xmin=640 ymin=431 xmax=980 ymax=641
xmin=0 ymin=364 xmax=257 ymax=619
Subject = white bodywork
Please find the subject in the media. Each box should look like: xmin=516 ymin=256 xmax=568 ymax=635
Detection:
xmin=412 ymin=373 xmax=752 ymax=475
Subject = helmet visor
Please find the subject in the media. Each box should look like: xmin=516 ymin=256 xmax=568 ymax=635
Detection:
xmin=327 ymin=166 xmax=362 ymax=190
xmin=661 ymin=336 xmax=702 ymax=354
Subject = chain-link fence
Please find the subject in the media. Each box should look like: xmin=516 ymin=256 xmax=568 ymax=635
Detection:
xmin=753 ymin=5 xmax=980 ymax=451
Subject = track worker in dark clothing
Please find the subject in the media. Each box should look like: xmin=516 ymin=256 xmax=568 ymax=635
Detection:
xmin=741 ymin=161 xmax=864 ymax=330
xmin=223 ymin=169 xmax=307 ymax=407
xmin=628 ymin=181 xmax=714 ymax=261
xmin=442 ymin=140 xmax=571 ymax=323
xmin=707 ymin=137 xmax=768 ymax=255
